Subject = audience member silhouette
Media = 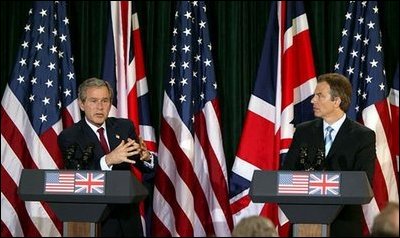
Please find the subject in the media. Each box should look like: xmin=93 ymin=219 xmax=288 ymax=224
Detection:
xmin=232 ymin=215 xmax=279 ymax=237
xmin=371 ymin=202 xmax=399 ymax=237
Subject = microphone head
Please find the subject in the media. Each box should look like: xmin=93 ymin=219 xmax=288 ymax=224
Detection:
xmin=299 ymin=144 xmax=308 ymax=157
xmin=64 ymin=143 xmax=78 ymax=169
xmin=80 ymin=143 xmax=95 ymax=170
xmin=86 ymin=143 xmax=94 ymax=152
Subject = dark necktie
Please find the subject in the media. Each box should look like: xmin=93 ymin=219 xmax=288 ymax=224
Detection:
xmin=324 ymin=126 xmax=334 ymax=156
xmin=97 ymin=127 xmax=110 ymax=154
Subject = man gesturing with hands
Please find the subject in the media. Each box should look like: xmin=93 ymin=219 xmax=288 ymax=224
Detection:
xmin=58 ymin=77 xmax=155 ymax=237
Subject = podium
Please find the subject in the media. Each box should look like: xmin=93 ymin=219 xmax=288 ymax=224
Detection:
xmin=18 ymin=169 xmax=148 ymax=237
xmin=249 ymin=170 xmax=373 ymax=237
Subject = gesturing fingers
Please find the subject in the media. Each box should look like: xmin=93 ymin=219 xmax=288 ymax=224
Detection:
xmin=139 ymin=136 xmax=147 ymax=150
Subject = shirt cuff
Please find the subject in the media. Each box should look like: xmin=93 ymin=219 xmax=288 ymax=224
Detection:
xmin=100 ymin=155 xmax=113 ymax=171
xmin=143 ymin=153 xmax=155 ymax=169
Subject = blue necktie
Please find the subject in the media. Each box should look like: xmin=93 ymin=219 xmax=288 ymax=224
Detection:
xmin=324 ymin=126 xmax=334 ymax=156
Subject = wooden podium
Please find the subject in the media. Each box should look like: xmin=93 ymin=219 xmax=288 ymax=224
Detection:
xmin=249 ymin=170 xmax=373 ymax=237
xmin=18 ymin=169 xmax=148 ymax=237
xmin=64 ymin=222 xmax=101 ymax=237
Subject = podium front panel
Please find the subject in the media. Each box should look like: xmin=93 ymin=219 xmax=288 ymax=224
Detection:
xmin=49 ymin=203 xmax=109 ymax=222
xmin=280 ymin=204 xmax=342 ymax=223
xmin=18 ymin=169 xmax=149 ymax=223
xmin=249 ymin=170 xmax=373 ymax=225
xmin=250 ymin=170 xmax=373 ymax=204
xmin=19 ymin=169 xmax=148 ymax=204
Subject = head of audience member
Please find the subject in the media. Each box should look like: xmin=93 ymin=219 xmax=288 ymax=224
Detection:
xmin=371 ymin=202 xmax=399 ymax=237
xmin=232 ymin=215 xmax=278 ymax=237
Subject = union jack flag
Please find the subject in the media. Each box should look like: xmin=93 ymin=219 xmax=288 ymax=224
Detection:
xmin=102 ymin=1 xmax=157 ymax=235
xmin=229 ymin=1 xmax=316 ymax=236
xmin=74 ymin=172 xmax=105 ymax=194
xmin=308 ymin=173 xmax=340 ymax=196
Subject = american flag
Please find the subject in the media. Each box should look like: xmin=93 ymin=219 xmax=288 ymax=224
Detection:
xmin=152 ymin=1 xmax=233 ymax=236
xmin=278 ymin=173 xmax=309 ymax=195
xmin=1 ymin=2 xmax=80 ymax=237
xmin=229 ymin=1 xmax=316 ymax=236
xmin=102 ymin=1 xmax=157 ymax=236
xmin=45 ymin=171 xmax=75 ymax=193
xmin=333 ymin=1 xmax=399 ymax=234
xmin=308 ymin=173 xmax=340 ymax=196
xmin=388 ymin=64 xmax=399 ymax=175
xmin=74 ymin=172 xmax=105 ymax=194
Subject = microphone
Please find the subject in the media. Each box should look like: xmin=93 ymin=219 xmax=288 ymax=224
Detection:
xmin=298 ymin=144 xmax=310 ymax=171
xmin=64 ymin=144 xmax=77 ymax=169
xmin=79 ymin=144 xmax=94 ymax=170
xmin=314 ymin=148 xmax=325 ymax=170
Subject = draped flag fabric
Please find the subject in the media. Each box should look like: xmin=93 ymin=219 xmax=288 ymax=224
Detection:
xmin=229 ymin=1 xmax=317 ymax=236
xmin=102 ymin=1 xmax=157 ymax=236
xmin=1 ymin=1 xmax=80 ymax=237
xmin=389 ymin=64 xmax=399 ymax=177
xmin=152 ymin=1 xmax=233 ymax=236
xmin=333 ymin=1 xmax=399 ymax=235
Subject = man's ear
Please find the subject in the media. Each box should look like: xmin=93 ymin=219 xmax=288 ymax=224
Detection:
xmin=336 ymin=98 xmax=342 ymax=107
xmin=78 ymin=100 xmax=85 ymax=111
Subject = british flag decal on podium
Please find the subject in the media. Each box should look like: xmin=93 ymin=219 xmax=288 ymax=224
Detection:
xmin=308 ymin=173 xmax=340 ymax=196
xmin=74 ymin=172 xmax=105 ymax=194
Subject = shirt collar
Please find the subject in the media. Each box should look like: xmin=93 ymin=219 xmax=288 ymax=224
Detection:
xmin=85 ymin=117 xmax=106 ymax=134
xmin=323 ymin=113 xmax=346 ymax=133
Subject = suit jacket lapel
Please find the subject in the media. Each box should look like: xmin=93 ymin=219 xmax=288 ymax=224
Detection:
xmin=78 ymin=120 xmax=98 ymax=145
xmin=105 ymin=119 xmax=121 ymax=151
xmin=82 ymin=120 xmax=104 ymax=156
xmin=314 ymin=119 xmax=325 ymax=153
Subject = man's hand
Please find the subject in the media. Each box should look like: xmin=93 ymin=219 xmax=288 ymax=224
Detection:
xmin=105 ymin=139 xmax=141 ymax=166
xmin=138 ymin=136 xmax=151 ymax=161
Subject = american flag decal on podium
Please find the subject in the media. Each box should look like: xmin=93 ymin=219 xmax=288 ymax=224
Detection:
xmin=44 ymin=171 xmax=75 ymax=193
xmin=278 ymin=173 xmax=309 ymax=195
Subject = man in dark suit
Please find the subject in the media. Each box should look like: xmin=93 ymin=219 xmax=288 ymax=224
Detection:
xmin=282 ymin=73 xmax=376 ymax=237
xmin=58 ymin=77 xmax=155 ymax=237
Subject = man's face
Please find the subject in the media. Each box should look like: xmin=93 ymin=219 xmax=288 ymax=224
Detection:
xmin=79 ymin=86 xmax=111 ymax=127
xmin=311 ymin=82 xmax=338 ymax=120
